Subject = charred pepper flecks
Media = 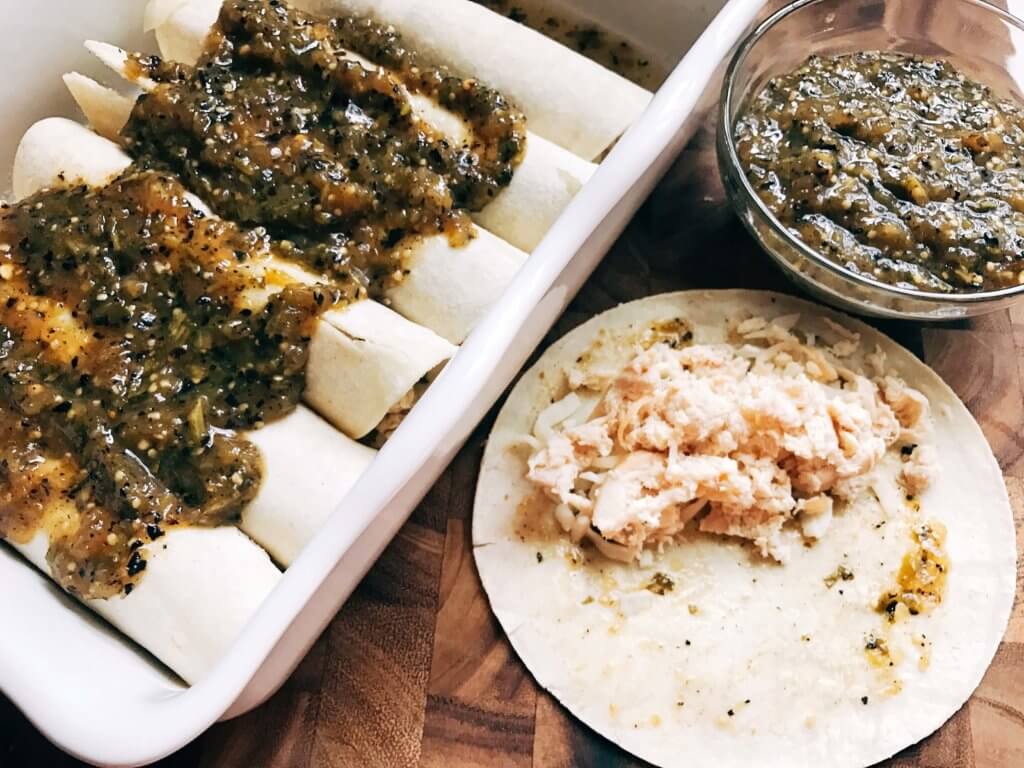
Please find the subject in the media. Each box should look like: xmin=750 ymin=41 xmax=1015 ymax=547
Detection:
xmin=735 ymin=52 xmax=1024 ymax=292
xmin=121 ymin=0 xmax=528 ymax=295
xmin=0 ymin=171 xmax=337 ymax=598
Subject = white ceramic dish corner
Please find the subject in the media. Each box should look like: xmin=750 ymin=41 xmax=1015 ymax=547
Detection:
xmin=0 ymin=0 xmax=766 ymax=764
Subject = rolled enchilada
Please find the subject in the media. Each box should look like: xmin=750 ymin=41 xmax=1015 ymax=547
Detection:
xmin=154 ymin=0 xmax=652 ymax=160
xmin=143 ymin=0 xmax=598 ymax=254
xmin=15 ymin=116 xmax=455 ymax=441
xmin=13 ymin=522 xmax=281 ymax=684
xmin=67 ymin=70 xmax=533 ymax=344
xmin=305 ymin=0 xmax=652 ymax=159
xmin=0 ymin=247 xmax=282 ymax=684
xmin=76 ymin=6 xmax=551 ymax=346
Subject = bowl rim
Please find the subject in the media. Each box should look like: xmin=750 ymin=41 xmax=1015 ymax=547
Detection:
xmin=718 ymin=0 xmax=1024 ymax=306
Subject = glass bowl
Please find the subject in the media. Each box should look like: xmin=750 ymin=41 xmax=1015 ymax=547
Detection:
xmin=718 ymin=0 xmax=1024 ymax=320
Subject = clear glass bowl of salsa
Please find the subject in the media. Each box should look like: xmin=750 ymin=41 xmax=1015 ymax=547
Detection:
xmin=718 ymin=0 xmax=1024 ymax=319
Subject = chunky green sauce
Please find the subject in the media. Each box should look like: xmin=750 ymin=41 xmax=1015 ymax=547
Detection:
xmin=0 ymin=172 xmax=335 ymax=598
xmin=735 ymin=52 xmax=1024 ymax=292
xmin=123 ymin=0 xmax=527 ymax=295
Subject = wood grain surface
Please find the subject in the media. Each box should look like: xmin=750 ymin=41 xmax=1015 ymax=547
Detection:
xmin=4 ymin=63 xmax=1024 ymax=768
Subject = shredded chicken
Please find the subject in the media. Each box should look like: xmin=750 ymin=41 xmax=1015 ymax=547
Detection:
xmin=525 ymin=315 xmax=933 ymax=562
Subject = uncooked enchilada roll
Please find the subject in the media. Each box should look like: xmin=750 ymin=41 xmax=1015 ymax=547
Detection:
xmin=12 ymin=118 xmax=385 ymax=567
xmin=76 ymin=528 xmax=279 ymax=683
xmin=67 ymin=62 xmax=533 ymax=343
xmin=292 ymin=0 xmax=653 ymax=160
xmin=244 ymin=405 xmax=375 ymax=564
xmin=386 ymin=227 xmax=527 ymax=345
xmin=14 ymin=526 xmax=280 ymax=685
xmin=0 ymin=397 xmax=281 ymax=684
xmin=11 ymin=111 xmax=134 ymax=202
xmin=14 ymin=117 xmax=455 ymax=440
xmin=144 ymin=0 xmax=597 ymax=253
xmin=471 ymin=135 xmax=595 ymax=254
xmin=271 ymin=260 xmax=458 ymax=440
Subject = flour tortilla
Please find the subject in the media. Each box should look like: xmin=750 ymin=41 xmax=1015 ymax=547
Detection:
xmin=143 ymin=0 xmax=597 ymax=252
xmin=473 ymin=290 xmax=1016 ymax=768
xmin=14 ymin=507 xmax=281 ymax=684
xmin=153 ymin=0 xmax=219 ymax=55
xmin=143 ymin=0 xmax=195 ymax=32
xmin=246 ymin=406 xmax=375 ymax=564
xmin=60 ymin=73 xmax=138 ymax=162
xmin=294 ymin=0 xmax=653 ymax=160
xmin=11 ymin=113 xmax=131 ymax=201
xmin=473 ymin=133 xmax=595 ymax=253
xmin=307 ymin=299 xmax=453 ymax=437
xmin=386 ymin=227 xmax=527 ymax=345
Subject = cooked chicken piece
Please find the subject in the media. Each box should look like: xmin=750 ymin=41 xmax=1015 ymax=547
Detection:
xmin=881 ymin=376 xmax=931 ymax=442
xmin=901 ymin=443 xmax=937 ymax=496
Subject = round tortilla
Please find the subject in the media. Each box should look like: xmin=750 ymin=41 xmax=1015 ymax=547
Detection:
xmin=473 ymin=290 xmax=1016 ymax=768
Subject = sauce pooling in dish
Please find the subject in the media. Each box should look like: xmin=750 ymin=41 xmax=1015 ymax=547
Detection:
xmin=0 ymin=172 xmax=336 ymax=597
xmin=1 ymin=0 xmax=527 ymax=596
xmin=472 ymin=0 xmax=665 ymax=89
xmin=123 ymin=0 xmax=527 ymax=296
xmin=735 ymin=52 xmax=1024 ymax=292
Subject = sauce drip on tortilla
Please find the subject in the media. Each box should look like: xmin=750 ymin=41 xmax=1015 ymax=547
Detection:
xmin=0 ymin=172 xmax=335 ymax=598
xmin=122 ymin=0 xmax=527 ymax=296
xmin=876 ymin=521 xmax=949 ymax=620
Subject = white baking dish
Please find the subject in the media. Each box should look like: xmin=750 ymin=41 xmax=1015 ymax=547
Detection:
xmin=0 ymin=0 xmax=765 ymax=764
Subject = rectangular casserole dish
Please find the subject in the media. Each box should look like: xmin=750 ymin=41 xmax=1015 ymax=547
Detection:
xmin=0 ymin=0 xmax=765 ymax=764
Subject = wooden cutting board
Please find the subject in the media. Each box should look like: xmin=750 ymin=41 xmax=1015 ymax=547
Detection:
xmin=4 ymin=87 xmax=1023 ymax=768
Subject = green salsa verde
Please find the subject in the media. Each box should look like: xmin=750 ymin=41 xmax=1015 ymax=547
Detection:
xmin=735 ymin=52 xmax=1024 ymax=292
xmin=123 ymin=0 xmax=527 ymax=297
xmin=0 ymin=172 xmax=337 ymax=598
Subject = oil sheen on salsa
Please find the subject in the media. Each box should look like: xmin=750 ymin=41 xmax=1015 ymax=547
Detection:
xmin=122 ymin=0 xmax=527 ymax=297
xmin=1 ymin=0 xmax=524 ymax=598
xmin=735 ymin=52 xmax=1024 ymax=292
xmin=0 ymin=172 xmax=337 ymax=598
